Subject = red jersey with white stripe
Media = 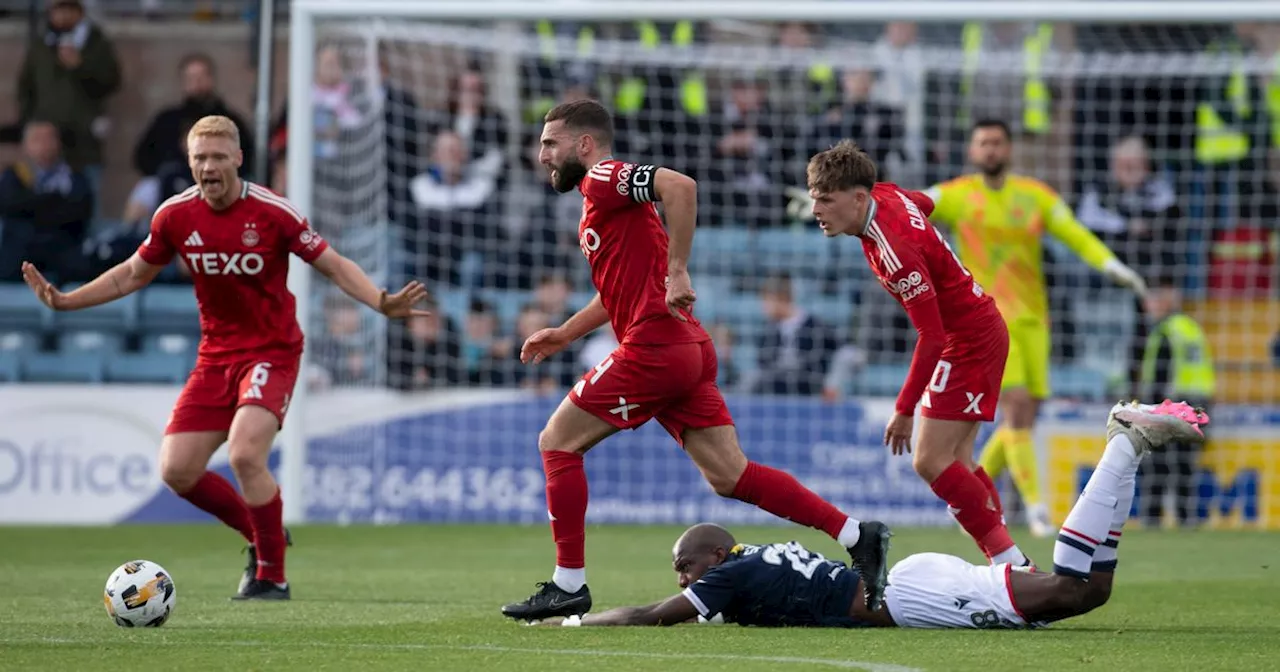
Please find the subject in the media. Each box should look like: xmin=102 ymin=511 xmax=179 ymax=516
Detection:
xmin=137 ymin=181 xmax=329 ymax=361
xmin=577 ymin=159 xmax=707 ymax=345
xmin=859 ymin=183 xmax=1004 ymax=414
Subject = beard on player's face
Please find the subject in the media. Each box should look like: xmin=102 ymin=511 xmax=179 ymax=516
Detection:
xmin=979 ymin=157 xmax=1008 ymax=178
xmin=550 ymin=155 xmax=588 ymax=193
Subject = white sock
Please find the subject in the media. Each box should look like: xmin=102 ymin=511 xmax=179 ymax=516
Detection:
xmin=991 ymin=545 xmax=1029 ymax=566
xmin=836 ymin=518 xmax=861 ymax=547
xmin=1092 ymin=470 xmax=1136 ymax=571
xmin=1053 ymin=435 xmax=1139 ymax=578
xmin=552 ymin=566 xmax=586 ymax=593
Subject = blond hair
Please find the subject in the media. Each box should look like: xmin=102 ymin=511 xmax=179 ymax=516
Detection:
xmin=187 ymin=115 xmax=241 ymax=149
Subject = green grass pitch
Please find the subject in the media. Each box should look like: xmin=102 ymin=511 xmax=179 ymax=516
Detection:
xmin=1 ymin=524 xmax=1277 ymax=671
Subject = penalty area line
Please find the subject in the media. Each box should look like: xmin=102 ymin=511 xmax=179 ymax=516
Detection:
xmin=6 ymin=637 xmax=923 ymax=671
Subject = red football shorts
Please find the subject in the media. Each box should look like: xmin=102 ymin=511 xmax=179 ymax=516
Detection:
xmin=166 ymin=353 xmax=301 ymax=435
xmin=920 ymin=321 xmax=1010 ymax=422
xmin=569 ymin=340 xmax=734 ymax=445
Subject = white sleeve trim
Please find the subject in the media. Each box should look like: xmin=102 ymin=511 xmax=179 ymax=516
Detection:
xmin=681 ymin=587 xmax=710 ymax=617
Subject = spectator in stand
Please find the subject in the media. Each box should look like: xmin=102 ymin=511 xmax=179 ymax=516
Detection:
xmin=17 ymin=0 xmax=120 ymax=215
xmin=708 ymin=323 xmax=741 ymax=392
xmin=375 ymin=42 xmax=423 ymax=227
xmin=312 ymin=294 xmax=371 ymax=388
xmin=709 ymin=75 xmax=785 ymax=229
xmin=1078 ymin=135 xmax=1183 ymax=280
xmin=441 ymin=64 xmax=509 ymax=163
xmin=506 ymin=303 xmax=578 ymax=393
xmin=408 ymin=130 xmax=502 ymax=285
xmin=133 ymin=53 xmax=253 ymax=181
xmin=122 ymin=121 xmax=195 ymax=228
xmin=0 ymin=120 xmax=93 ymax=283
xmin=808 ymin=67 xmax=903 ymax=180
xmin=872 ymin=22 xmax=926 ymax=186
xmin=531 ymin=273 xmax=574 ymax=324
xmin=388 ymin=297 xmax=463 ymax=390
xmin=461 ymin=298 xmax=511 ymax=386
xmin=754 ymin=275 xmax=838 ymax=396
xmin=1077 ymin=135 xmax=1183 ymax=383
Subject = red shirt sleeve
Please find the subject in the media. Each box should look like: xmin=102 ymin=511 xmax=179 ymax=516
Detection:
xmin=581 ymin=161 xmax=659 ymax=212
xmin=897 ymin=295 xmax=946 ymax=415
xmin=136 ymin=207 xmax=176 ymax=266
xmin=877 ymin=225 xmax=943 ymax=415
xmin=285 ymin=216 xmax=328 ymax=263
xmin=904 ymin=189 xmax=935 ymax=218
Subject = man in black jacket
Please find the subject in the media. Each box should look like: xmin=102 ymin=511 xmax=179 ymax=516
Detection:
xmin=0 ymin=120 xmax=93 ymax=282
xmin=133 ymin=53 xmax=254 ymax=179
xmin=754 ymin=274 xmax=838 ymax=396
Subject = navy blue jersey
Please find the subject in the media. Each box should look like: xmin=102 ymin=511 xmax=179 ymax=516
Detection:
xmin=682 ymin=542 xmax=866 ymax=627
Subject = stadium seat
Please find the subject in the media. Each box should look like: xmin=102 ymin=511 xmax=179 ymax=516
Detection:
xmin=753 ymin=229 xmax=832 ymax=278
xmin=57 ymin=331 xmax=127 ymax=353
xmin=104 ymin=352 xmax=193 ymax=384
xmin=54 ymin=282 xmax=139 ymax=333
xmin=0 ymin=351 xmax=18 ymax=382
xmin=691 ymin=228 xmax=754 ymax=277
xmin=851 ymin=363 xmax=911 ymax=397
xmin=1053 ymin=365 xmax=1109 ymax=402
xmin=143 ymin=332 xmax=199 ymax=356
xmin=0 ymin=330 xmax=41 ymax=354
xmin=433 ymin=287 xmax=472 ymax=328
xmin=0 ymin=282 xmax=51 ymax=332
xmin=139 ymin=286 xmax=200 ymax=335
xmin=21 ymin=352 xmax=105 ymax=383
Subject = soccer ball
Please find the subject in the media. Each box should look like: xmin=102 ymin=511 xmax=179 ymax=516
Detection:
xmin=103 ymin=560 xmax=176 ymax=628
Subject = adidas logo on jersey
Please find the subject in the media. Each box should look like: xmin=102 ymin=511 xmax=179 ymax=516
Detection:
xmin=185 ymin=231 xmax=204 ymax=247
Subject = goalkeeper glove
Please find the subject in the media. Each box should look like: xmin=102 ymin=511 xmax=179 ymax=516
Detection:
xmin=1102 ymin=259 xmax=1148 ymax=297
xmin=785 ymin=187 xmax=816 ymax=221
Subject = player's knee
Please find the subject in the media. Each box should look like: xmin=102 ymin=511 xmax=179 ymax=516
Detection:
xmin=226 ymin=441 xmax=270 ymax=477
xmin=705 ymin=470 xmax=741 ymax=498
xmin=537 ymin=427 xmax=578 ymax=454
xmin=911 ymin=448 xmax=951 ymax=483
xmin=159 ymin=460 xmax=203 ymax=493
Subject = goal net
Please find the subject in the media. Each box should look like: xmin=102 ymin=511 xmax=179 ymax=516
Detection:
xmin=285 ymin=5 xmax=1280 ymax=529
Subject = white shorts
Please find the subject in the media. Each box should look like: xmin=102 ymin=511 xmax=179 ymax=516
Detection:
xmin=884 ymin=553 xmax=1031 ymax=629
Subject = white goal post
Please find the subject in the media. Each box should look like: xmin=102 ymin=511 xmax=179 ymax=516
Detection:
xmin=281 ymin=1 xmax=1280 ymax=525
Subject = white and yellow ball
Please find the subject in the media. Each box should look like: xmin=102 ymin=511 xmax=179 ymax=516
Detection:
xmin=103 ymin=560 xmax=176 ymax=628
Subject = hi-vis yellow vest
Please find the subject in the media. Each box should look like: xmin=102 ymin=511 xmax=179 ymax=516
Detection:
xmin=1196 ymin=41 xmax=1252 ymax=164
xmin=528 ymin=21 xmax=598 ymax=123
xmin=961 ymin=23 xmax=1053 ymax=134
xmin=1141 ymin=313 xmax=1217 ymax=399
xmin=616 ymin=21 xmax=707 ymax=117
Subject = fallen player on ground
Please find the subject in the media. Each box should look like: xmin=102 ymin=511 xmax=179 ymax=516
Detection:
xmin=528 ymin=400 xmax=1208 ymax=629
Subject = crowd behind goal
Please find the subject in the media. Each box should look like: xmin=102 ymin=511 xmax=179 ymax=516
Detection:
xmin=0 ymin=7 xmax=1277 ymax=525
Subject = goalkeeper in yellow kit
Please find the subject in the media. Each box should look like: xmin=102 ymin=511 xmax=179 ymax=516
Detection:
xmin=924 ymin=120 xmax=1147 ymax=537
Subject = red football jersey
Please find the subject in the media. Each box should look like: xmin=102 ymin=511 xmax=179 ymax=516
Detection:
xmin=859 ymin=183 xmax=1003 ymax=414
xmin=577 ymin=159 xmax=707 ymax=345
xmin=137 ymin=181 xmax=329 ymax=361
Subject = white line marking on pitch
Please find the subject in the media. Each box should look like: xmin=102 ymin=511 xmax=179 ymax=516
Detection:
xmin=5 ymin=638 xmax=923 ymax=672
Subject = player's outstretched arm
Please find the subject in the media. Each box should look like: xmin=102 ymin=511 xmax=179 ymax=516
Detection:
xmin=310 ymin=248 xmax=429 ymax=318
xmin=22 ymin=254 xmax=164 ymax=312
xmin=520 ymin=294 xmax=608 ymax=365
xmin=1042 ymin=191 xmax=1146 ymax=297
xmin=559 ymin=593 xmax=698 ymax=627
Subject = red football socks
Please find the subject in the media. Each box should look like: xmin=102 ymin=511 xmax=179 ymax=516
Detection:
xmin=179 ymin=471 xmax=255 ymax=543
xmin=931 ymin=460 xmax=1016 ymax=557
xmin=542 ymin=450 xmax=588 ymax=570
xmin=731 ymin=461 xmax=848 ymax=540
xmin=248 ymin=490 xmax=288 ymax=584
xmin=973 ymin=466 xmax=1004 ymax=515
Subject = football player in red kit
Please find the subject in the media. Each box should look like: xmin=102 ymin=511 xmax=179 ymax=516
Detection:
xmin=501 ymin=100 xmax=892 ymax=622
xmin=21 ymin=115 xmax=428 ymax=600
xmin=805 ymin=140 xmax=1032 ymax=569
